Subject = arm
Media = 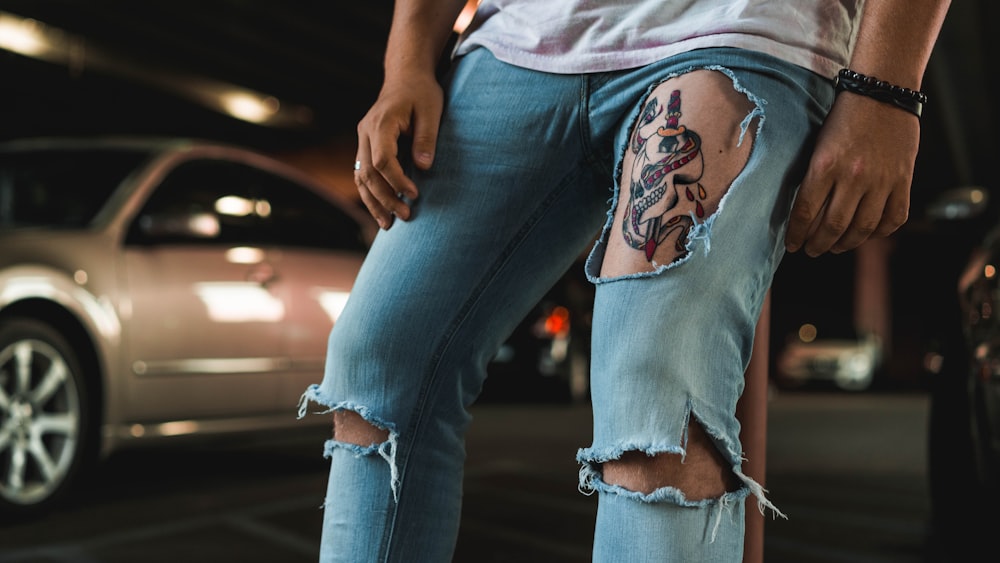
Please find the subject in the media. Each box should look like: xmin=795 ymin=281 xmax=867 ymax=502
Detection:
xmin=784 ymin=0 xmax=952 ymax=256
xmin=354 ymin=0 xmax=469 ymax=229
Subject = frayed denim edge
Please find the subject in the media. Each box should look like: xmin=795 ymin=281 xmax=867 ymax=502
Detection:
xmin=297 ymin=384 xmax=402 ymax=504
xmin=575 ymin=400 xmax=786 ymax=543
xmin=585 ymin=64 xmax=767 ymax=284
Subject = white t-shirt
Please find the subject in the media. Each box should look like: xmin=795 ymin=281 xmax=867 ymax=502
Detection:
xmin=453 ymin=0 xmax=864 ymax=78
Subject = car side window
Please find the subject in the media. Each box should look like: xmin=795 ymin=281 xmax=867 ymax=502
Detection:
xmin=125 ymin=159 xmax=263 ymax=246
xmin=250 ymin=169 xmax=367 ymax=253
xmin=0 ymin=149 xmax=147 ymax=229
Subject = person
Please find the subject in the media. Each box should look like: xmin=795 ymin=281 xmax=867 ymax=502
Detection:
xmin=297 ymin=0 xmax=951 ymax=560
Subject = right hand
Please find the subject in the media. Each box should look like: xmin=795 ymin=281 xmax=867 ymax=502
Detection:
xmin=354 ymin=70 xmax=444 ymax=229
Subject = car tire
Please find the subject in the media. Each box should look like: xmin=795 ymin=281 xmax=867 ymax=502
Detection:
xmin=0 ymin=317 xmax=94 ymax=520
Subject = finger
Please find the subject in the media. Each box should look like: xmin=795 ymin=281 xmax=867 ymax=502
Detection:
xmin=357 ymin=180 xmax=395 ymax=230
xmin=873 ymin=185 xmax=910 ymax=238
xmin=786 ymin=171 xmax=832 ymax=253
xmin=355 ymin=162 xmax=398 ymax=230
xmin=369 ymin=123 xmax=420 ymax=201
xmin=410 ymin=109 xmax=440 ymax=172
xmin=803 ymin=198 xmax=827 ymax=241
xmin=802 ymin=187 xmax=860 ymax=257
xmin=355 ymin=163 xmax=413 ymax=229
xmin=354 ymin=140 xmax=405 ymax=229
xmin=829 ymin=193 xmax=883 ymax=254
xmin=830 ymin=176 xmax=911 ymax=254
xmin=360 ymin=162 xmax=412 ymax=221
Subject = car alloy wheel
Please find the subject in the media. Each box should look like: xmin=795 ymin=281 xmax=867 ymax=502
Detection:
xmin=0 ymin=318 xmax=89 ymax=517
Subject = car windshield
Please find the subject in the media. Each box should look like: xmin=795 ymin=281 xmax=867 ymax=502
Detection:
xmin=0 ymin=148 xmax=151 ymax=229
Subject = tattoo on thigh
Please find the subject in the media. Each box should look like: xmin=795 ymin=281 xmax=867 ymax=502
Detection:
xmin=622 ymin=89 xmax=706 ymax=262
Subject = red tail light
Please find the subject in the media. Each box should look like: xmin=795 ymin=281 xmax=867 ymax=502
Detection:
xmin=542 ymin=306 xmax=571 ymax=337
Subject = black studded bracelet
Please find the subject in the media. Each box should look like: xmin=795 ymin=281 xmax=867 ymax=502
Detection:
xmin=833 ymin=68 xmax=927 ymax=118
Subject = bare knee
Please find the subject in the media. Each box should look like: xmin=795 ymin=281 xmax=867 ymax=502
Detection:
xmin=334 ymin=409 xmax=390 ymax=446
xmin=602 ymin=422 xmax=739 ymax=500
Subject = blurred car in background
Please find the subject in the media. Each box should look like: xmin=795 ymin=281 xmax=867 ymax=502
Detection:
xmin=775 ymin=329 xmax=881 ymax=391
xmin=769 ymin=242 xmax=883 ymax=392
xmin=0 ymin=135 xmax=593 ymax=520
xmin=0 ymin=136 xmax=376 ymax=518
xmin=485 ymin=263 xmax=593 ymax=404
xmin=925 ymin=186 xmax=1000 ymax=555
xmin=954 ymin=216 xmax=1000 ymax=496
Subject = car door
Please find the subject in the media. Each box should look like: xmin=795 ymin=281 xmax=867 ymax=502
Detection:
xmin=120 ymin=157 xmax=285 ymax=421
xmin=249 ymin=168 xmax=369 ymax=408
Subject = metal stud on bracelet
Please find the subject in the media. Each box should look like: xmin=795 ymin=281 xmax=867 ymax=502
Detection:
xmin=833 ymin=69 xmax=927 ymax=118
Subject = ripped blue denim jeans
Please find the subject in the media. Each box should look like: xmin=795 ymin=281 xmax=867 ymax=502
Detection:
xmin=298 ymin=46 xmax=833 ymax=562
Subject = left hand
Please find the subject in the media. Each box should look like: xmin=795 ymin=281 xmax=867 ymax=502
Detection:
xmin=785 ymin=92 xmax=921 ymax=256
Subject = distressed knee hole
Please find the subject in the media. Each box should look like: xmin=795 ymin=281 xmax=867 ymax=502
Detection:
xmin=601 ymin=69 xmax=760 ymax=277
xmin=328 ymin=408 xmax=401 ymax=502
xmin=333 ymin=408 xmax=390 ymax=446
xmin=602 ymin=421 xmax=738 ymax=500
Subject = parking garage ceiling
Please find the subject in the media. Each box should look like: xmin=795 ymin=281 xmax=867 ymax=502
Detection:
xmin=0 ymin=1 xmax=396 ymax=149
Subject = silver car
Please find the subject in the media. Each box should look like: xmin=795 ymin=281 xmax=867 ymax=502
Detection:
xmin=0 ymin=136 xmax=375 ymax=517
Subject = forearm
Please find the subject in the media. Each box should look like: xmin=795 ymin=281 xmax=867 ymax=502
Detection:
xmin=849 ymin=0 xmax=951 ymax=90
xmin=383 ymin=0 xmax=470 ymax=79
xmin=785 ymin=1 xmax=951 ymax=255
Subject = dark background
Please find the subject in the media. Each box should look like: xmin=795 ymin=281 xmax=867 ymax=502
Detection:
xmin=0 ymin=0 xmax=396 ymax=150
